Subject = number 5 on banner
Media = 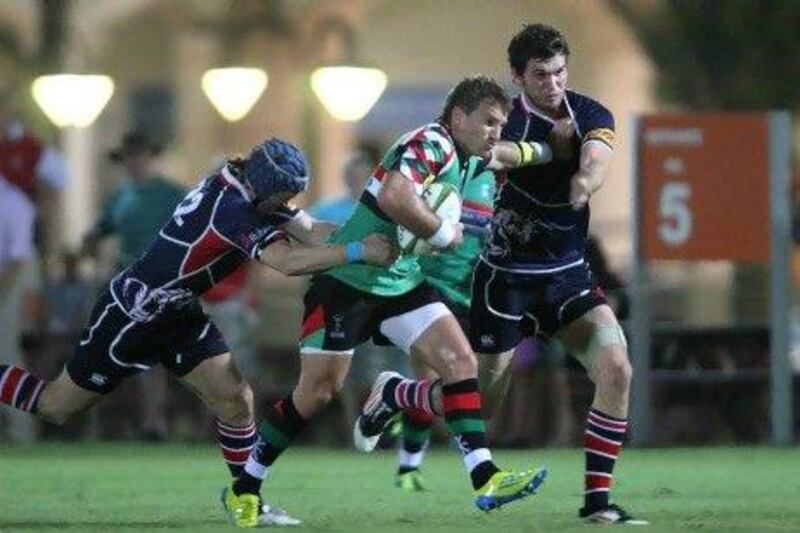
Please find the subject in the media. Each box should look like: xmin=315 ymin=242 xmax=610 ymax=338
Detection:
xmin=658 ymin=181 xmax=692 ymax=246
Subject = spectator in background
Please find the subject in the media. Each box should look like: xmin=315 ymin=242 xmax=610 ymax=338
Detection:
xmin=0 ymin=86 xmax=69 ymax=205
xmin=308 ymin=145 xmax=381 ymax=224
xmin=0 ymin=177 xmax=37 ymax=442
xmin=0 ymin=86 xmax=71 ymax=365
xmin=81 ymin=131 xmax=186 ymax=441
xmin=82 ymin=131 xmax=185 ymax=267
xmin=42 ymin=251 xmax=95 ymax=337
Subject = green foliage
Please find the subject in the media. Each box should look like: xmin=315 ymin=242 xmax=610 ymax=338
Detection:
xmin=611 ymin=0 xmax=800 ymax=110
xmin=1 ymin=444 xmax=799 ymax=531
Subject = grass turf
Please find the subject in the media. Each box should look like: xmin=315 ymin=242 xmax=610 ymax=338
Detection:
xmin=1 ymin=444 xmax=798 ymax=531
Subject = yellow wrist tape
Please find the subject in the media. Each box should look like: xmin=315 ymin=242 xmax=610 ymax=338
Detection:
xmin=516 ymin=141 xmax=536 ymax=165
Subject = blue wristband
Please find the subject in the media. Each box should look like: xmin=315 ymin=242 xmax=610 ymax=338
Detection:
xmin=345 ymin=242 xmax=364 ymax=263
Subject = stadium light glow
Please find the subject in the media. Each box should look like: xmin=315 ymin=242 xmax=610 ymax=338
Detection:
xmin=202 ymin=67 xmax=268 ymax=122
xmin=311 ymin=66 xmax=387 ymax=122
xmin=31 ymin=74 xmax=114 ymax=128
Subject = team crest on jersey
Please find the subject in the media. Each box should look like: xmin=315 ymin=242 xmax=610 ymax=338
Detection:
xmin=329 ymin=314 xmax=346 ymax=339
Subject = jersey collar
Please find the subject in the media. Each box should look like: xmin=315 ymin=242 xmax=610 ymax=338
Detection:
xmin=221 ymin=164 xmax=254 ymax=202
xmin=518 ymin=91 xmax=578 ymax=129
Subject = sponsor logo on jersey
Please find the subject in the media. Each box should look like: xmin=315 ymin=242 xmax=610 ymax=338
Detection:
xmin=116 ymin=276 xmax=193 ymax=322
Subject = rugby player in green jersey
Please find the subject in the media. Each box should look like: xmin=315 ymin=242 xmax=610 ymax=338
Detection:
xmin=223 ymin=75 xmax=565 ymax=526
xmin=394 ymin=160 xmax=497 ymax=492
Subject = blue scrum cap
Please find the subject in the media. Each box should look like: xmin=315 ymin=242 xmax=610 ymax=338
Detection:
xmin=243 ymin=138 xmax=310 ymax=203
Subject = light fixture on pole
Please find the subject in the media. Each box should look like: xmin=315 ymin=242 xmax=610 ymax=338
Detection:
xmin=202 ymin=67 xmax=268 ymax=122
xmin=311 ymin=66 xmax=387 ymax=122
xmin=31 ymin=74 xmax=114 ymax=128
xmin=310 ymin=17 xmax=387 ymax=122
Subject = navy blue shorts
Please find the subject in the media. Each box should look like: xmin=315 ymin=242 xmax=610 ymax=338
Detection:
xmin=66 ymin=289 xmax=229 ymax=394
xmin=469 ymin=259 xmax=606 ymax=354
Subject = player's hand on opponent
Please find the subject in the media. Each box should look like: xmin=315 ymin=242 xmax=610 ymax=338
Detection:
xmin=547 ymin=118 xmax=575 ymax=160
xmin=569 ymin=171 xmax=592 ymax=211
xmin=361 ymin=233 xmax=400 ymax=265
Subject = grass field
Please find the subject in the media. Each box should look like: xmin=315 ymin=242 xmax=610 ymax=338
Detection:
xmin=1 ymin=443 xmax=798 ymax=531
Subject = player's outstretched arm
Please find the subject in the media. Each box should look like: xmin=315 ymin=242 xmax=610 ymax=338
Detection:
xmin=569 ymin=141 xmax=613 ymax=210
xmin=257 ymin=233 xmax=396 ymax=276
xmin=487 ymin=140 xmax=553 ymax=171
xmin=377 ymin=171 xmax=463 ymax=250
xmin=281 ymin=210 xmax=339 ymax=245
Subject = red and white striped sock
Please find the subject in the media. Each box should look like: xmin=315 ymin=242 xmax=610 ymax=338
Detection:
xmin=385 ymin=377 xmax=441 ymax=417
xmin=216 ymin=419 xmax=256 ymax=477
xmin=584 ymin=408 xmax=627 ymax=512
xmin=0 ymin=364 xmax=46 ymax=414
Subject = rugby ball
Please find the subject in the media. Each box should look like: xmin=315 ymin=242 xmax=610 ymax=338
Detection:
xmin=397 ymin=182 xmax=462 ymax=255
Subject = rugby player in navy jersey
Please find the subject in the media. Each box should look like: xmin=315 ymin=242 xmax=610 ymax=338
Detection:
xmin=468 ymin=24 xmax=646 ymax=525
xmin=354 ymin=25 xmax=647 ymax=525
xmin=0 ymin=138 xmax=395 ymax=526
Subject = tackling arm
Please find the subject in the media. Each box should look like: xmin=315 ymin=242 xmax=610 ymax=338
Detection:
xmin=569 ymin=141 xmax=613 ymax=210
xmin=281 ymin=210 xmax=339 ymax=245
xmin=258 ymin=233 xmax=396 ymax=276
xmin=486 ymin=140 xmax=553 ymax=171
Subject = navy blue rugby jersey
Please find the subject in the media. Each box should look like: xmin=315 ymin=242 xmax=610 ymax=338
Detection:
xmin=109 ymin=165 xmax=298 ymax=322
xmin=484 ymin=89 xmax=614 ymax=273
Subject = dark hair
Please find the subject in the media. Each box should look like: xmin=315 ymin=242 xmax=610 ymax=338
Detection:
xmin=439 ymin=75 xmax=509 ymax=124
xmin=108 ymin=131 xmax=162 ymax=162
xmin=507 ymin=23 xmax=570 ymax=75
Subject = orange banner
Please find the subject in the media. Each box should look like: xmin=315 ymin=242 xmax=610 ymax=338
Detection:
xmin=639 ymin=114 xmax=770 ymax=262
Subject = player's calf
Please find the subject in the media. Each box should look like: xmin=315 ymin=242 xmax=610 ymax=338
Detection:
xmin=1 ymin=366 xmax=98 ymax=426
xmin=204 ymin=381 xmax=255 ymax=427
xmin=589 ymin=348 xmax=632 ymax=416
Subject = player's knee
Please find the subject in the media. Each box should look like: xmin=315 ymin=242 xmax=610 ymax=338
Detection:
xmin=598 ymin=352 xmax=632 ymax=392
xmin=438 ymin=346 xmax=478 ymax=381
xmin=318 ymin=375 xmax=346 ymax=404
xmin=210 ymin=381 xmax=255 ymax=425
xmin=229 ymin=382 xmax=256 ymax=422
xmin=302 ymin=373 xmax=345 ymax=409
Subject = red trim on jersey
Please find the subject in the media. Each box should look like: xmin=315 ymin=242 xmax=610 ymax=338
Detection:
xmin=300 ymin=305 xmax=325 ymax=339
xmin=201 ymin=264 xmax=248 ymax=303
xmin=181 ymin=228 xmax=232 ymax=276
xmin=373 ymin=166 xmax=387 ymax=182
xmin=462 ymin=200 xmax=494 ymax=216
